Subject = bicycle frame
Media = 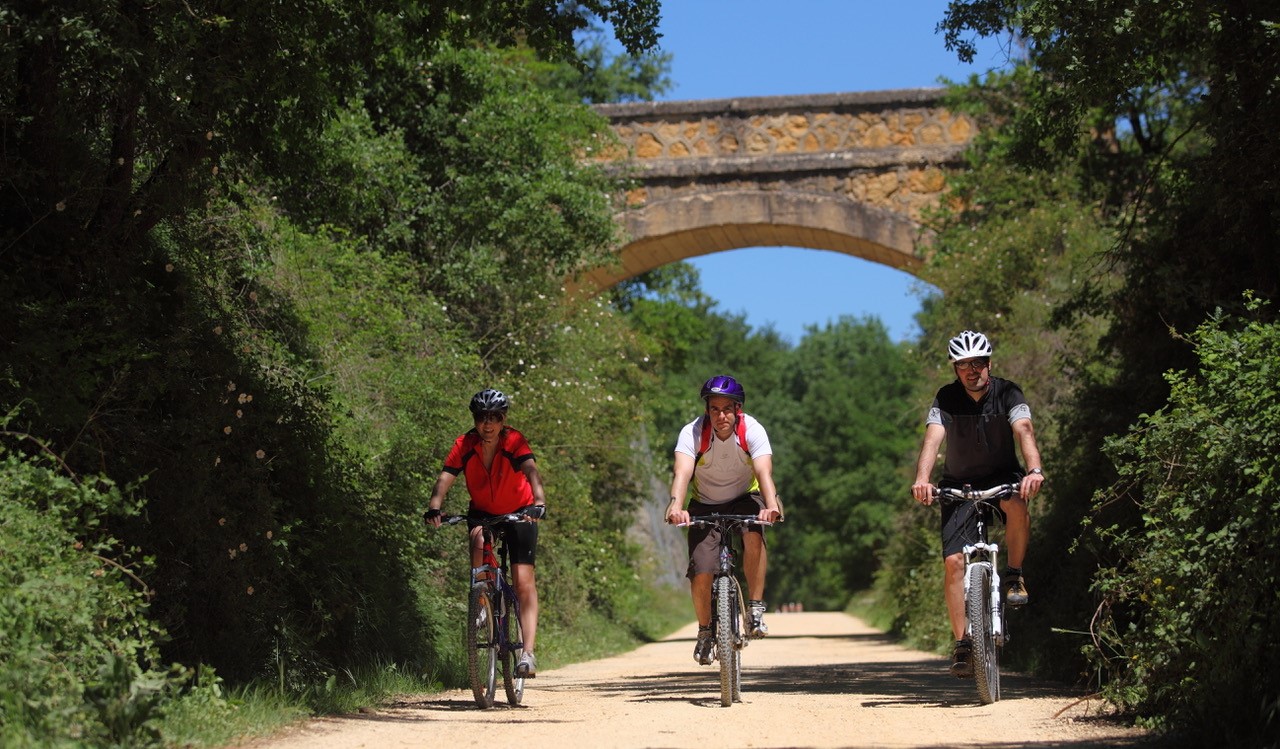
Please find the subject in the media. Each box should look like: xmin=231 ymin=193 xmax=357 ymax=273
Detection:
xmin=962 ymin=505 xmax=1005 ymax=647
xmin=440 ymin=514 xmax=527 ymax=708
xmin=680 ymin=513 xmax=772 ymax=707
xmin=936 ymin=483 xmax=1019 ymax=704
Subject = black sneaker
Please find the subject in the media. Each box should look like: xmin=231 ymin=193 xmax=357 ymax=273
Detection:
xmin=693 ymin=626 xmax=714 ymax=665
xmin=951 ymin=639 xmax=974 ymax=679
xmin=1006 ymin=575 xmax=1029 ymax=607
xmin=749 ymin=600 xmax=769 ymax=637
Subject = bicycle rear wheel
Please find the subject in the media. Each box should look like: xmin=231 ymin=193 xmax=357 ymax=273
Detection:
xmin=966 ymin=564 xmax=1000 ymax=703
xmin=467 ymin=585 xmax=498 ymax=708
xmin=714 ymin=576 xmax=739 ymax=707
xmin=501 ymin=596 xmax=525 ymax=706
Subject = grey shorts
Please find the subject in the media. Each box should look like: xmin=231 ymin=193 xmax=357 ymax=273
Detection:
xmin=685 ymin=493 xmax=766 ymax=578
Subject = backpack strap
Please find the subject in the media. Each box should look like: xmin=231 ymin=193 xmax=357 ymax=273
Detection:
xmin=695 ymin=413 xmax=750 ymax=462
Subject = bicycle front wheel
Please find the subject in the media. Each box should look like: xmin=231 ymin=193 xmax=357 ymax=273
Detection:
xmin=966 ymin=563 xmax=1000 ymax=704
xmin=714 ymin=576 xmax=739 ymax=707
xmin=466 ymin=585 xmax=499 ymax=708
xmin=501 ymin=596 xmax=525 ymax=706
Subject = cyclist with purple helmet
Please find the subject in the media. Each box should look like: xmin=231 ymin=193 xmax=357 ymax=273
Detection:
xmin=666 ymin=375 xmax=783 ymax=665
xmin=910 ymin=331 xmax=1044 ymax=679
xmin=424 ymin=388 xmax=548 ymax=678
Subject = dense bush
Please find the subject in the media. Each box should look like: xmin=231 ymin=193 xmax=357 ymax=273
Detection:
xmin=0 ymin=441 xmax=178 ymax=746
xmin=1088 ymin=297 xmax=1280 ymax=745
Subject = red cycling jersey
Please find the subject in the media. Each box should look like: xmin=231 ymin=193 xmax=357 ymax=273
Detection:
xmin=442 ymin=427 xmax=536 ymax=514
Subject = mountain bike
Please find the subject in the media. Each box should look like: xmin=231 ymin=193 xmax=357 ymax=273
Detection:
xmin=438 ymin=513 xmax=529 ymax=709
xmin=935 ymin=483 xmax=1020 ymax=704
xmin=679 ymin=514 xmax=773 ymax=707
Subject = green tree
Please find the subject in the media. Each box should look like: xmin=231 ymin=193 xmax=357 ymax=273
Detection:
xmin=768 ymin=317 xmax=918 ymax=604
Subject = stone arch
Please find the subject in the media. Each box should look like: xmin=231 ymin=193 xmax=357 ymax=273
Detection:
xmin=574 ymin=189 xmax=925 ymax=292
xmin=570 ymin=89 xmax=972 ymax=293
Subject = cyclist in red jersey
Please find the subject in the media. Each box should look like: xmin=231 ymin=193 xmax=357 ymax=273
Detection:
xmin=424 ymin=389 xmax=547 ymax=677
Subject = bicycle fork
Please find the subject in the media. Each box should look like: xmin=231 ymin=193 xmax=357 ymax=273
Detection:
xmin=963 ymin=542 xmax=1006 ymax=647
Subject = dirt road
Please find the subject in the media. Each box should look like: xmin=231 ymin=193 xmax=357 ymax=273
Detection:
xmin=235 ymin=612 xmax=1160 ymax=749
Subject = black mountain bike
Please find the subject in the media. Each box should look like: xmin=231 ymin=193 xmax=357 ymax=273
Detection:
xmin=679 ymin=513 xmax=773 ymax=707
xmin=935 ymin=483 xmax=1020 ymax=704
xmin=439 ymin=513 xmax=528 ymax=709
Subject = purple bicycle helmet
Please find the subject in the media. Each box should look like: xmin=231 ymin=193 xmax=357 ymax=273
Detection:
xmin=469 ymin=388 xmax=510 ymax=417
xmin=700 ymin=375 xmax=745 ymax=404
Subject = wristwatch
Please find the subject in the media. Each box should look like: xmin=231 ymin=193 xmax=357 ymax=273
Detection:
xmin=1028 ymin=468 xmax=1044 ymax=476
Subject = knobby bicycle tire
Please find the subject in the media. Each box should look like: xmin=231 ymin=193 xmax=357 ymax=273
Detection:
xmin=730 ymin=580 xmax=743 ymax=703
xmin=501 ymin=593 xmax=525 ymax=706
xmin=966 ymin=563 xmax=1000 ymax=704
xmin=467 ymin=585 xmax=499 ymax=708
xmin=714 ymin=576 xmax=738 ymax=707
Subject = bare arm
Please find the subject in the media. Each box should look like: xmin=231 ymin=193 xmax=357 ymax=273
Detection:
xmin=752 ymin=454 xmax=782 ymax=522
xmin=911 ymin=423 xmax=946 ymax=505
xmin=520 ymin=458 xmax=548 ymax=509
xmin=666 ymin=452 xmax=695 ymax=524
xmin=1012 ymin=418 xmax=1045 ymax=499
xmin=424 ymin=470 xmax=458 ymax=527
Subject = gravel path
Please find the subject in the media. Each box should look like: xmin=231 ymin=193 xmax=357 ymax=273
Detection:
xmin=233 ymin=611 xmax=1160 ymax=749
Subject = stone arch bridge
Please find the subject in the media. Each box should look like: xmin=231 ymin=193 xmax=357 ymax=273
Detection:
xmin=574 ymin=88 xmax=977 ymax=292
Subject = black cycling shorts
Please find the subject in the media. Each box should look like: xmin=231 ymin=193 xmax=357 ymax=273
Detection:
xmin=939 ymin=482 xmax=1010 ymax=558
xmin=467 ymin=509 xmax=539 ymax=566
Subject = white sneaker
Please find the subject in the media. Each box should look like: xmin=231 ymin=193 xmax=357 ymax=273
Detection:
xmin=516 ymin=651 xmax=536 ymax=678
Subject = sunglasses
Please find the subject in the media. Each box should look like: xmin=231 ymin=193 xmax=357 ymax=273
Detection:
xmin=953 ymin=359 xmax=990 ymax=371
xmin=475 ymin=411 xmax=506 ymax=424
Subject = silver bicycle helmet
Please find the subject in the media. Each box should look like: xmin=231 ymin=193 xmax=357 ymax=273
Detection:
xmin=947 ymin=330 xmax=993 ymax=362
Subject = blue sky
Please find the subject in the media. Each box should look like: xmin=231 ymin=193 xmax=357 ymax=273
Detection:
xmin=649 ymin=1 xmax=1010 ymax=344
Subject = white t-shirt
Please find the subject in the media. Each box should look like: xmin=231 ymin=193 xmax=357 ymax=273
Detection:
xmin=674 ymin=412 xmax=772 ymax=504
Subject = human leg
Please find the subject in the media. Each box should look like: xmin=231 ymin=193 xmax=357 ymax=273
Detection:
xmin=1001 ymin=495 xmax=1030 ymax=605
xmin=944 ymin=552 xmax=967 ymax=641
xmin=511 ymin=563 xmax=538 ymax=655
xmin=944 ymin=552 xmax=973 ymax=678
xmin=690 ymin=573 xmax=714 ymax=664
xmin=742 ymin=529 xmax=769 ymax=636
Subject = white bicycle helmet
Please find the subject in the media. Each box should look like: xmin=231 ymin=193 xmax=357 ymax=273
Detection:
xmin=947 ymin=330 xmax=993 ymax=361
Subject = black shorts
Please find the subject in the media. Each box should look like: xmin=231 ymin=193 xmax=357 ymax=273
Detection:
xmin=939 ymin=482 xmax=1010 ymax=558
xmin=686 ymin=493 xmax=766 ymax=578
xmin=467 ymin=509 xmax=538 ymax=566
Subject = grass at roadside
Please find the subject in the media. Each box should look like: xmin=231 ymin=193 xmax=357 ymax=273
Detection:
xmin=156 ymin=582 xmax=691 ymax=748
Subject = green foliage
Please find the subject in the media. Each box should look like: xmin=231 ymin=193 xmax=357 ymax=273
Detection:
xmin=0 ymin=1 xmax=672 ymax=744
xmin=541 ymin=29 xmax=673 ymax=104
xmin=1088 ymin=298 xmax=1280 ymax=745
xmin=354 ymin=45 xmax=627 ymax=358
xmin=770 ymin=318 xmax=919 ymax=601
xmin=0 ymin=440 xmax=179 ymax=747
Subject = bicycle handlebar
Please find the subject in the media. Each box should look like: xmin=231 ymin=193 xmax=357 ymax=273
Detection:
xmin=435 ymin=512 xmax=532 ymax=527
xmin=677 ymin=513 xmax=775 ymax=529
xmin=933 ymin=484 xmax=1020 ymax=503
